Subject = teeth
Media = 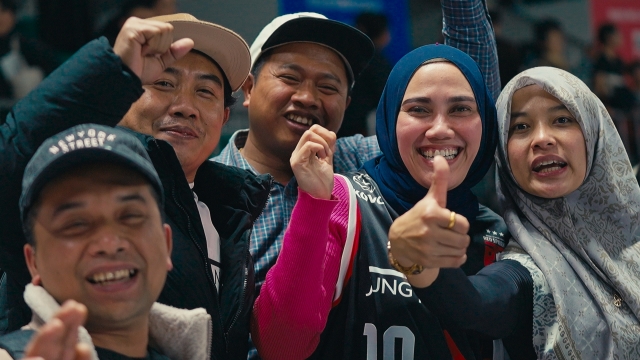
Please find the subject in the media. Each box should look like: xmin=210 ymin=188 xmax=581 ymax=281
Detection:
xmin=90 ymin=269 xmax=135 ymax=285
xmin=287 ymin=114 xmax=313 ymax=126
xmin=419 ymin=148 xmax=459 ymax=160
xmin=539 ymin=166 xmax=562 ymax=173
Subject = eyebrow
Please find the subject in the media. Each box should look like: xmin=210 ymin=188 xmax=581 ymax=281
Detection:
xmin=401 ymin=95 xmax=475 ymax=106
xmin=511 ymin=104 xmax=569 ymax=120
xmin=164 ymin=67 xmax=223 ymax=87
xmin=279 ymin=63 xmax=343 ymax=84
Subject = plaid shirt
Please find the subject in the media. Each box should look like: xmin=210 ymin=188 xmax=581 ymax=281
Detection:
xmin=443 ymin=0 xmax=501 ymax=101
xmin=213 ymin=0 xmax=499 ymax=357
xmin=212 ymin=130 xmax=381 ymax=291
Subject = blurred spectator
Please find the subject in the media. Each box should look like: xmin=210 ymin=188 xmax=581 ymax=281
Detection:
xmin=0 ymin=0 xmax=52 ymax=118
xmin=339 ymin=12 xmax=392 ymax=137
xmin=490 ymin=10 xmax=523 ymax=86
xmin=524 ymin=18 xmax=569 ymax=71
xmin=592 ymin=23 xmax=634 ymax=111
xmin=96 ymin=0 xmax=177 ymax=45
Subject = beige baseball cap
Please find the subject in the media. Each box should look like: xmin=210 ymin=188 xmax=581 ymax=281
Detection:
xmin=150 ymin=13 xmax=250 ymax=92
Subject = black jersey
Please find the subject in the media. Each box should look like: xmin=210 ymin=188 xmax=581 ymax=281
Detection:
xmin=309 ymin=170 xmax=509 ymax=360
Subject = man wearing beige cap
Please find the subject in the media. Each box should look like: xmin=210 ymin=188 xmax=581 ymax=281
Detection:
xmin=0 ymin=13 xmax=269 ymax=360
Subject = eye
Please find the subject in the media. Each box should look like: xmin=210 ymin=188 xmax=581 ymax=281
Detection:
xmin=154 ymin=80 xmax=174 ymax=89
xmin=121 ymin=212 xmax=146 ymax=225
xmin=278 ymin=74 xmax=299 ymax=83
xmin=59 ymin=219 xmax=90 ymax=236
xmin=555 ymin=116 xmax=574 ymax=125
xmin=318 ymin=84 xmax=339 ymax=94
xmin=510 ymin=123 xmax=529 ymax=133
xmin=406 ymin=106 xmax=429 ymax=115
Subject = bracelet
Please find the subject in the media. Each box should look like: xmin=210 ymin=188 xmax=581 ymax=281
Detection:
xmin=387 ymin=241 xmax=424 ymax=276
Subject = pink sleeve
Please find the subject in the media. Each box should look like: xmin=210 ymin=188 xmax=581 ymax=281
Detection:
xmin=251 ymin=175 xmax=351 ymax=360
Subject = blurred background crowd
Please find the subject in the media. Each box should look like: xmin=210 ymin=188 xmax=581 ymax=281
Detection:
xmin=2 ymin=0 xmax=640 ymax=167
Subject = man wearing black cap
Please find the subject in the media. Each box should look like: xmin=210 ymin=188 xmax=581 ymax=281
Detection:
xmin=0 ymin=14 xmax=270 ymax=360
xmin=0 ymin=124 xmax=212 ymax=360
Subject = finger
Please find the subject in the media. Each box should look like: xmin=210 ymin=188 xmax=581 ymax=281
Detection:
xmin=297 ymin=142 xmax=327 ymax=163
xmin=56 ymin=302 xmax=86 ymax=360
xmin=450 ymin=213 xmax=470 ymax=235
xmin=295 ymin=130 xmax=331 ymax=160
xmin=167 ymin=38 xmax=195 ymax=63
xmin=76 ymin=343 xmax=93 ymax=360
xmin=424 ymin=155 xmax=450 ymax=208
xmin=309 ymin=125 xmax=337 ymax=152
xmin=25 ymin=318 xmax=66 ymax=359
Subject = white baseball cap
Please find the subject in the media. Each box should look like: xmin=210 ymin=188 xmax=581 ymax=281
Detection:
xmin=249 ymin=12 xmax=375 ymax=86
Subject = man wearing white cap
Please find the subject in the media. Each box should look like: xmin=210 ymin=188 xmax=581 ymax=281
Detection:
xmin=0 ymin=14 xmax=270 ymax=360
xmin=213 ymin=2 xmax=500 ymax=357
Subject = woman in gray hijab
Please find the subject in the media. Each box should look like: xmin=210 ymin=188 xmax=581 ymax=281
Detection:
xmin=414 ymin=66 xmax=640 ymax=359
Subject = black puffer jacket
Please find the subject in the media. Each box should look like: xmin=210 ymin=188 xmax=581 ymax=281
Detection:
xmin=0 ymin=37 xmax=272 ymax=360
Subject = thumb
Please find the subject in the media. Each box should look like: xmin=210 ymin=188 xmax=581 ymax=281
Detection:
xmin=162 ymin=38 xmax=194 ymax=67
xmin=425 ymin=155 xmax=450 ymax=208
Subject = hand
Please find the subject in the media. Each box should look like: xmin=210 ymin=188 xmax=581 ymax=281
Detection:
xmin=113 ymin=17 xmax=194 ymax=85
xmin=23 ymin=300 xmax=92 ymax=360
xmin=290 ymin=125 xmax=336 ymax=200
xmin=388 ymin=156 xmax=470 ymax=270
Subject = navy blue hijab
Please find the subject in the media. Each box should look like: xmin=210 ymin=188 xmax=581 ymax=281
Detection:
xmin=363 ymin=44 xmax=498 ymax=221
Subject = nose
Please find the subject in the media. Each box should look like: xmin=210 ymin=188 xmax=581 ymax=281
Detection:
xmin=169 ymin=90 xmax=198 ymax=120
xmin=424 ymin=113 xmax=454 ymax=140
xmin=291 ymin=81 xmax=319 ymax=109
xmin=531 ymin=123 xmax=556 ymax=149
xmin=87 ymin=227 xmax=129 ymax=257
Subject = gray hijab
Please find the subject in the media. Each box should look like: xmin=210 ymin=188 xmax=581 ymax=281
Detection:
xmin=496 ymin=67 xmax=640 ymax=359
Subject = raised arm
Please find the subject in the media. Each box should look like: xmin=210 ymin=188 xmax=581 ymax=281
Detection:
xmin=442 ymin=0 xmax=500 ymax=100
xmin=251 ymin=126 xmax=351 ymax=359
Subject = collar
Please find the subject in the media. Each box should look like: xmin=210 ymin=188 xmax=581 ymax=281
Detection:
xmin=24 ymin=284 xmax=212 ymax=360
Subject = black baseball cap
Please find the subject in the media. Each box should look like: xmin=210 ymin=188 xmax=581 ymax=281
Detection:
xmin=20 ymin=124 xmax=163 ymax=220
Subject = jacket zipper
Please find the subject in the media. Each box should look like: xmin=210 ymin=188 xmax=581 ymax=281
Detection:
xmin=224 ymin=176 xmax=273 ymax=353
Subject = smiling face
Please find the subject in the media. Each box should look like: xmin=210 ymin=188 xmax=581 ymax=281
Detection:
xmin=396 ymin=62 xmax=482 ymax=189
xmin=24 ymin=163 xmax=172 ymax=332
xmin=243 ymin=42 xmax=350 ymax=160
xmin=119 ymin=51 xmax=230 ymax=182
xmin=507 ymin=85 xmax=587 ymax=198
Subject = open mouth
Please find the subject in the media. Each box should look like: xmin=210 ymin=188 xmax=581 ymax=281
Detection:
xmin=87 ymin=269 xmax=138 ymax=286
xmin=286 ymin=114 xmax=316 ymax=127
xmin=418 ymin=147 xmax=460 ymax=161
xmin=533 ymin=160 xmax=567 ymax=173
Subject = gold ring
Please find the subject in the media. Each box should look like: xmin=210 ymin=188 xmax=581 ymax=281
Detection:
xmin=447 ymin=211 xmax=456 ymax=229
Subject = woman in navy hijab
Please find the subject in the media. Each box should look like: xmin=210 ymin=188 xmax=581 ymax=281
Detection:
xmin=252 ymin=44 xmax=507 ymax=360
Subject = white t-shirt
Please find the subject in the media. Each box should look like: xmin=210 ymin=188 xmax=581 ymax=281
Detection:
xmin=190 ymin=183 xmax=221 ymax=291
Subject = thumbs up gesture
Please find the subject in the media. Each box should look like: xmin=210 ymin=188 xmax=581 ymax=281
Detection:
xmin=388 ymin=156 xmax=470 ymax=275
xmin=290 ymin=125 xmax=336 ymax=200
xmin=113 ymin=17 xmax=194 ymax=85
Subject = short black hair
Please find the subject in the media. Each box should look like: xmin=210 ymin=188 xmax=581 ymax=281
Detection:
xmin=355 ymin=12 xmax=388 ymax=41
xmin=251 ymin=49 xmax=354 ymax=96
xmin=191 ymin=49 xmax=237 ymax=108
xmin=598 ymin=23 xmax=618 ymax=45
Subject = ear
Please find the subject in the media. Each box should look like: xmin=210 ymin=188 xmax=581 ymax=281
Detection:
xmin=222 ymin=107 xmax=231 ymax=126
xmin=163 ymin=224 xmax=173 ymax=271
xmin=345 ymin=95 xmax=351 ymax=109
xmin=241 ymin=74 xmax=255 ymax=108
xmin=24 ymin=244 xmax=41 ymax=285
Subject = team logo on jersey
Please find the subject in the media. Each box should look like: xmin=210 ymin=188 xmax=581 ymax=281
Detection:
xmin=366 ymin=266 xmax=413 ymax=298
xmin=352 ymin=174 xmax=385 ymax=205
xmin=353 ymin=173 xmax=375 ymax=192
xmin=483 ymin=229 xmax=506 ymax=266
